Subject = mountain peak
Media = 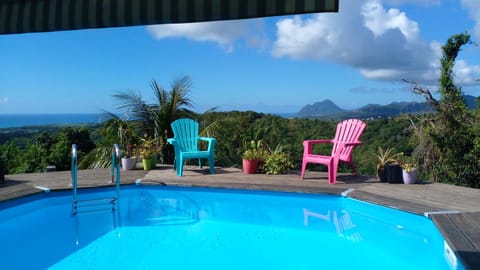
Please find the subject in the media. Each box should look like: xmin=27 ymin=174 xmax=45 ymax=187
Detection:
xmin=296 ymin=99 xmax=344 ymax=117
xmin=294 ymin=95 xmax=478 ymax=120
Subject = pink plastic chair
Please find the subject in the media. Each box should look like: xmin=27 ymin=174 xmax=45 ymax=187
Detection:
xmin=300 ymin=119 xmax=366 ymax=184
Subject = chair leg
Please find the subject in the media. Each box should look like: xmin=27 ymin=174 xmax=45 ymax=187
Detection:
xmin=301 ymin=160 xmax=308 ymax=179
xmin=199 ymin=159 xmax=203 ymax=169
xmin=209 ymin=159 xmax=215 ymax=174
xmin=177 ymin=158 xmax=184 ymax=176
xmin=328 ymin=169 xmax=336 ymax=184
xmin=329 ymin=161 xmax=337 ymax=184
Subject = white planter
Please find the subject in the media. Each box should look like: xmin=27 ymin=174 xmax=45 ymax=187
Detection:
xmin=402 ymin=168 xmax=417 ymax=184
xmin=121 ymin=157 xmax=137 ymax=170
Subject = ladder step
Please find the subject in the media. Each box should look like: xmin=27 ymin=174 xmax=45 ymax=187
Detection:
xmin=73 ymin=205 xmax=117 ymax=215
xmin=72 ymin=197 xmax=117 ymax=215
xmin=74 ymin=196 xmax=117 ymax=205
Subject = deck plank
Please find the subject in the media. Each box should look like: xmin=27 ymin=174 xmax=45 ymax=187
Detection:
xmin=432 ymin=213 xmax=480 ymax=270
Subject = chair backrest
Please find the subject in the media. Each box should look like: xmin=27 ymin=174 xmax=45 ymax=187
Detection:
xmin=331 ymin=119 xmax=366 ymax=160
xmin=171 ymin=118 xmax=200 ymax=152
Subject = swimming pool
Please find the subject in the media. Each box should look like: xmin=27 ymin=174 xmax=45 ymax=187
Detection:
xmin=0 ymin=185 xmax=463 ymax=269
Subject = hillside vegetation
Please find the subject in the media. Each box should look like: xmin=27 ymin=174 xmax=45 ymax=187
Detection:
xmin=0 ymin=105 xmax=477 ymax=188
xmin=0 ymin=113 xmax=410 ymax=176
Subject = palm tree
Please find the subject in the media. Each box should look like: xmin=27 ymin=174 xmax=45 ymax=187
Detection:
xmin=80 ymin=77 xmax=195 ymax=168
xmin=113 ymin=76 xmax=196 ymax=163
xmin=113 ymin=76 xmax=195 ymax=139
xmin=150 ymin=76 xmax=195 ymax=138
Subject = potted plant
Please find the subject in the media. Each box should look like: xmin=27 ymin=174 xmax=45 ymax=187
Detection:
xmin=121 ymin=143 xmax=137 ymax=170
xmin=117 ymin=124 xmax=138 ymax=170
xmin=140 ymin=137 xmax=154 ymax=170
xmin=241 ymin=140 xmax=264 ymax=174
xmin=263 ymin=145 xmax=293 ymax=175
xmin=374 ymin=146 xmax=403 ymax=182
xmin=400 ymin=157 xmax=418 ymax=184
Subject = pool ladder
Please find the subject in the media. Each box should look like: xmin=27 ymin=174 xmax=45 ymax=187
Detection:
xmin=71 ymin=144 xmax=121 ymax=215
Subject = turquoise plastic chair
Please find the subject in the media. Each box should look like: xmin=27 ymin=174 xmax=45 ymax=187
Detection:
xmin=167 ymin=118 xmax=216 ymax=176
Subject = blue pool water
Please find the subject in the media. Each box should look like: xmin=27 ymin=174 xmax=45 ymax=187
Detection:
xmin=0 ymin=185 xmax=463 ymax=270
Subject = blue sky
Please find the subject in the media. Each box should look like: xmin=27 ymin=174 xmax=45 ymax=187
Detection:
xmin=1 ymin=0 xmax=480 ymax=115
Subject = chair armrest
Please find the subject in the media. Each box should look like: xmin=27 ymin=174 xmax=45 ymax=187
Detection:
xmin=199 ymin=137 xmax=217 ymax=152
xmin=199 ymin=137 xmax=216 ymax=143
xmin=303 ymin=139 xmax=334 ymax=146
xmin=303 ymin=139 xmax=334 ymax=155
xmin=167 ymin=138 xmax=177 ymax=145
xmin=344 ymin=141 xmax=362 ymax=146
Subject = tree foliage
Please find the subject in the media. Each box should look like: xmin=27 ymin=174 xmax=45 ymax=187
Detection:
xmin=408 ymin=33 xmax=479 ymax=187
xmin=111 ymin=76 xmax=195 ymax=163
xmin=0 ymin=127 xmax=95 ymax=173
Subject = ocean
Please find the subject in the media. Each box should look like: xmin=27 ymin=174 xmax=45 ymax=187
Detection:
xmin=0 ymin=112 xmax=297 ymax=129
xmin=0 ymin=114 xmax=103 ymax=128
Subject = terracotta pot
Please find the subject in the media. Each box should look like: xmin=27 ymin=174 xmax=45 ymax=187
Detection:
xmin=242 ymin=159 xmax=259 ymax=174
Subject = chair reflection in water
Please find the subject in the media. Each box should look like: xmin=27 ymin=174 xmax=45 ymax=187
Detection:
xmin=303 ymin=208 xmax=363 ymax=242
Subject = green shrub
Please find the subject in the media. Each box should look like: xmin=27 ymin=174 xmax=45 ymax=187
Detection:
xmin=263 ymin=145 xmax=293 ymax=175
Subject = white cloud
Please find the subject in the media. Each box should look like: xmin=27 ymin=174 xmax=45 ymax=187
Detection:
xmin=382 ymin=0 xmax=440 ymax=6
xmin=362 ymin=0 xmax=419 ymax=40
xmin=461 ymin=0 xmax=480 ymax=42
xmin=146 ymin=19 xmax=268 ymax=53
xmin=271 ymin=0 xmax=480 ymax=86
xmin=143 ymin=0 xmax=479 ymax=87
xmin=454 ymin=60 xmax=480 ymax=85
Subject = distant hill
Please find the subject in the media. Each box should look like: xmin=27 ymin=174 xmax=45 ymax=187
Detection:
xmin=296 ymin=99 xmax=344 ymax=117
xmin=464 ymin=95 xmax=478 ymax=109
xmin=295 ymin=95 xmax=478 ymax=120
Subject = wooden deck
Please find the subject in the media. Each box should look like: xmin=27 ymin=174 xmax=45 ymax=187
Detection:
xmin=1 ymin=165 xmax=479 ymax=269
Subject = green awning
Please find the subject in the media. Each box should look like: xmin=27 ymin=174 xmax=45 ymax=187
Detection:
xmin=0 ymin=0 xmax=339 ymax=35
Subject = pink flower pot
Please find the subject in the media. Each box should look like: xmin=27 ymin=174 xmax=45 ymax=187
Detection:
xmin=242 ymin=159 xmax=259 ymax=174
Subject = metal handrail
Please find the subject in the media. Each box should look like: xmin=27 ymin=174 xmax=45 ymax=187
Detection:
xmin=71 ymin=144 xmax=122 ymax=215
xmin=71 ymin=144 xmax=78 ymax=214
xmin=111 ymin=144 xmax=121 ymax=200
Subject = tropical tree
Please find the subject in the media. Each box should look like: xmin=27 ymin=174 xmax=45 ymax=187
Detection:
xmin=0 ymin=140 xmax=23 ymax=174
xmin=112 ymin=76 xmax=196 ymax=163
xmin=113 ymin=76 xmax=194 ymax=138
xmin=49 ymin=127 xmax=95 ymax=171
xmin=407 ymin=33 xmax=479 ymax=187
